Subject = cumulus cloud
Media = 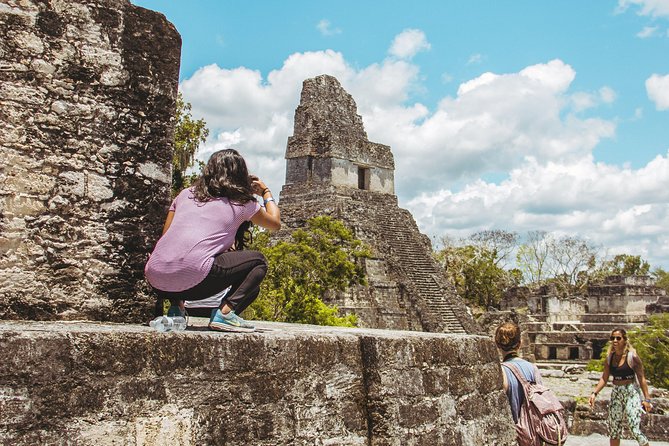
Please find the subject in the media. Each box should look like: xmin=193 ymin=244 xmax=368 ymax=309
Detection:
xmin=406 ymin=152 xmax=669 ymax=265
xmin=388 ymin=29 xmax=431 ymax=59
xmin=646 ymin=73 xmax=669 ymax=109
xmin=637 ymin=25 xmax=660 ymax=37
xmin=316 ymin=19 xmax=341 ymax=36
xmin=617 ymin=0 xmax=669 ymax=18
xmin=467 ymin=53 xmax=483 ymax=65
xmin=570 ymin=86 xmax=616 ymax=112
xmin=178 ymin=30 xmax=668 ymax=268
xmin=361 ymin=59 xmax=615 ymax=198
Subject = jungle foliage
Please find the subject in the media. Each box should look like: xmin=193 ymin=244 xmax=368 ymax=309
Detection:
xmin=245 ymin=216 xmax=371 ymax=327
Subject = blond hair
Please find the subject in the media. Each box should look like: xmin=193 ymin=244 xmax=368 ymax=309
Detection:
xmin=606 ymin=327 xmax=636 ymax=359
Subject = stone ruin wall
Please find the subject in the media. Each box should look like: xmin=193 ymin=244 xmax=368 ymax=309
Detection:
xmin=498 ymin=276 xmax=667 ymax=361
xmin=0 ymin=320 xmax=517 ymax=446
xmin=0 ymin=0 xmax=179 ymax=322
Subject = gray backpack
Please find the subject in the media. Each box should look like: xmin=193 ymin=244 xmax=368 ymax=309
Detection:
xmin=502 ymin=362 xmax=569 ymax=446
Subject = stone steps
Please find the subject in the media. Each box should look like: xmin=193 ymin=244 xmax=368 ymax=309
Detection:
xmin=373 ymin=209 xmax=466 ymax=333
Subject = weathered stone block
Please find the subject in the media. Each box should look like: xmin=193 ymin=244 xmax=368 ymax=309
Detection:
xmin=0 ymin=0 xmax=181 ymax=322
xmin=0 ymin=320 xmax=517 ymax=446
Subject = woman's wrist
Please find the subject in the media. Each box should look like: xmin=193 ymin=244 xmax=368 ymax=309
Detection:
xmin=261 ymin=188 xmax=271 ymax=197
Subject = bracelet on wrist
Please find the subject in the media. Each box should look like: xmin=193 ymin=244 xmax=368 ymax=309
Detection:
xmin=643 ymin=399 xmax=651 ymax=403
xmin=263 ymin=197 xmax=275 ymax=206
xmin=261 ymin=188 xmax=270 ymax=196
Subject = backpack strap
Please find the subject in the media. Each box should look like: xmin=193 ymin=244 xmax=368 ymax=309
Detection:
xmin=501 ymin=361 xmax=533 ymax=396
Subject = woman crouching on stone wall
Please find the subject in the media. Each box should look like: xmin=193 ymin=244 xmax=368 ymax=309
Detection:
xmin=589 ymin=328 xmax=653 ymax=446
xmin=145 ymin=149 xmax=281 ymax=332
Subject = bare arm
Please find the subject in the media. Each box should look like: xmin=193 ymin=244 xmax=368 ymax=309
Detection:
xmin=501 ymin=366 xmax=509 ymax=391
xmin=589 ymin=358 xmax=610 ymax=408
xmin=249 ymin=177 xmax=281 ymax=231
xmin=633 ymin=355 xmax=653 ymax=412
xmin=162 ymin=210 xmax=175 ymax=235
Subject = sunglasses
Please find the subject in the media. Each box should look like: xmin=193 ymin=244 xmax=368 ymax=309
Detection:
xmin=610 ymin=336 xmax=624 ymax=341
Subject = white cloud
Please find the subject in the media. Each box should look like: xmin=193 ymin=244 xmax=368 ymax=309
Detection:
xmin=599 ymin=86 xmax=617 ymax=103
xmin=637 ymin=25 xmax=660 ymax=37
xmin=570 ymin=86 xmax=616 ymax=112
xmin=646 ymin=73 xmax=669 ymax=109
xmin=177 ymin=31 xmax=668 ymax=268
xmin=467 ymin=53 xmax=483 ymax=65
xmin=316 ymin=19 xmax=341 ymax=36
xmin=617 ymin=0 xmax=669 ymax=18
xmin=407 ymin=152 xmax=669 ymax=266
xmin=388 ymin=29 xmax=431 ymax=59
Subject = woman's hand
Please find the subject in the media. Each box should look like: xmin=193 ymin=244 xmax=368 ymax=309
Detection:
xmin=249 ymin=175 xmax=267 ymax=196
xmin=589 ymin=393 xmax=597 ymax=408
xmin=642 ymin=400 xmax=652 ymax=413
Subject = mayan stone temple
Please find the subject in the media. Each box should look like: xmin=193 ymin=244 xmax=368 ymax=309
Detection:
xmin=279 ymin=74 xmax=478 ymax=334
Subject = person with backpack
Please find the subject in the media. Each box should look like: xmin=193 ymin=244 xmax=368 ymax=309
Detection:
xmin=145 ymin=149 xmax=281 ymax=332
xmin=495 ymin=322 xmax=568 ymax=446
xmin=589 ymin=328 xmax=652 ymax=446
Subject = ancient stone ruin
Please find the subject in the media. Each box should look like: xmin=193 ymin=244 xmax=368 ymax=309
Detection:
xmin=279 ymin=74 xmax=478 ymax=334
xmin=500 ymin=275 xmax=667 ymax=362
xmin=0 ymin=3 xmax=522 ymax=445
xmin=0 ymin=0 xmax=179 ymax=322
xmin=0 ymin=319 xmax=518 ymax=445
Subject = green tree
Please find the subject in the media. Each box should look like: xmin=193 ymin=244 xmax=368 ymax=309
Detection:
xmin=245 ymin=216 xmax=371 ymax=326
xmin=172 ymin=92 xmax=209 ymax=196
xmin=436 ymin=235 xmax=520 ymax=309
xmin=629 ymin=314 xmax=669 ymax=389
xmin=596 ymin=254 xmax=650 ymax=277
xmin=546 ymin=235 xmax=598 ymax=293
xmin=516 ymin=230 xmax=550 ymax=285
xmin=651 ymin=267 xmax=669 ymax=294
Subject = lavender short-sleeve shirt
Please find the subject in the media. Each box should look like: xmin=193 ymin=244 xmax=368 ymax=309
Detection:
xmin=145 ymin=188 xmax=260 ymax=292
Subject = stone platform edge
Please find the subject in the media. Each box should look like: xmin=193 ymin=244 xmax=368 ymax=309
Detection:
xmin=0 ymin=320 xmax=517 ymax=446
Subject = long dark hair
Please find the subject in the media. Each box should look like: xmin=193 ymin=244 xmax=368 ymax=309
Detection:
xmin=192 ymin=149 xmax=255 ymax=203
xmin=234 ymin=221 xmax=253 ymax=251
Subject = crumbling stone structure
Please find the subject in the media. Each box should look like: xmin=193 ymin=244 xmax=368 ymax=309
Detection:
xmin=279 ymin=75 xmax=477 ymax=334
xmin=0 ymin=0 xmax=179 ymax=322
xmin=0 ymin=319 xmax=517 ymax=446
xmin=500 ymin=275 xmax=667 ymax=361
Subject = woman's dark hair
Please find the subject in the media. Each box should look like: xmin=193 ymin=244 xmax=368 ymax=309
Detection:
xmin=233 ymin=221 xmax=253 ymax=251
xmin=192 ymin=149 xmax=255 ymax=203
xmin=495 ymin=322 xmax=521 ymax=352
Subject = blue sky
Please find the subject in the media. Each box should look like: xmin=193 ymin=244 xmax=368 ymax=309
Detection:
xmin=133 ymin=0 xmax=669 ymax=270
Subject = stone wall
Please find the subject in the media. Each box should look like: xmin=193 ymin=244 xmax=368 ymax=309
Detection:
xmin=0 ymin=320 xmax=517 ymax=446
xmin=499 ymin=277 xmax=667 ymax=361
xmin=0 ymin=0 xmax=180 ymax=322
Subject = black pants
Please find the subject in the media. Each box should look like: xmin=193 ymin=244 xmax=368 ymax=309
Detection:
xmin=155 ymin=250 xmax=268 ymax=316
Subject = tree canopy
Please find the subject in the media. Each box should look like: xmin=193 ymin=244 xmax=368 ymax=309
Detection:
xmin=435 ymin=230 xmax=521 ymax=308
xmin=629 ymin=313 xmax=669 ymax=389
xmin=172 ymin=92 xmax=208 ymax=196
xmin=245 ymin=216 xmax=371 ymax=327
